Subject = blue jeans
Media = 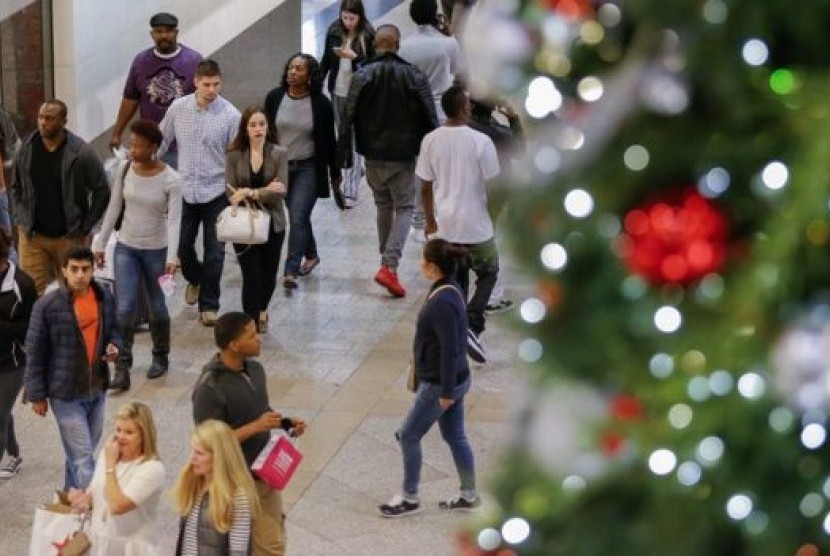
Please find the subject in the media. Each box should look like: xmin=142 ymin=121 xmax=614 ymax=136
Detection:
xmin=396 ymin=376 xmax=475 ymax=499
xmin=284 ymin=159 xmax=318 ymax=276
xmin=179 ymin=195 xmax=228 ymax=311
xmin=50 ymin=391 xmax=105 ymax=490
xmin=113 ymin=242 xmax=169 ymax=320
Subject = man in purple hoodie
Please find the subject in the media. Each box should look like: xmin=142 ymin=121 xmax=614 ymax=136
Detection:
xmin=109 ymin=12 xmax=202 ymax=168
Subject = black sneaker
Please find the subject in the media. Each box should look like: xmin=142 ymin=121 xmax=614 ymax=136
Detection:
xmin=378 ymin=495 xmax=422 ymax=518
xmin=467 ymin=329 xmax=486 ymax=364
xmin=438 ymin=496 xmax=481 ymax=511
xmin=485 ymin=299 xmax=515 ymax=314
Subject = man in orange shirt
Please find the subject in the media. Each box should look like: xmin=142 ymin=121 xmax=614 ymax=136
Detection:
xmin=23 ymin=246 xmax=120 ymax=490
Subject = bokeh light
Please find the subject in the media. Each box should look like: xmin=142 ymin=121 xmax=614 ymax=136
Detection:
xmin=726 ymin=494 xmax=753 ymax=520
xmin=737 ymin=373 xmax=766 ymax=400
xmin=802 ymin=423 xmax=827 ymax=450
xmin=697 ymin=436 xmax=725 ymax=466
xmin=648 ymin=449 xmax=677 ymax=475
xmin=623 ymin=145 xmax=649 ymax=171
xmin=517 ymin=338 xmax=543 ymax=363
xmin=540 ymin=243 xmax=568 ymax=271
xmin=564 ymin=189 xmax=594 ymax=218
xmin=761 ymin=161 xmax=789 ymax=190
xmin=525 ymin=76 xmax=563 ymax=118
xmin=577 ymin=76 xmax=604 ymax=102
xmin=654 ymin=306 xmax=682 ymax=333
xmin=520 ymin=298 xmax=547 ymax=323
xmin=502 ymin=517 xmax=530 ymax=545
xmin=742 ymin=38 xmax=769 ymax=66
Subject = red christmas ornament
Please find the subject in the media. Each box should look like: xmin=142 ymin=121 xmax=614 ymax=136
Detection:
xmin=541 ymin=0 xmax=594 ymax=19
xmin=609 ymin=394 xmax=644 ymax=421
xmin=618 ymin=188 xmax=729 ymax=285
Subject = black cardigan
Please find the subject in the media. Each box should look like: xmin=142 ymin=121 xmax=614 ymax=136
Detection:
xmin=319 ymin=20 xmax=376 ymax=96
xmin=263 ymin=87 xmax=340 ymax=199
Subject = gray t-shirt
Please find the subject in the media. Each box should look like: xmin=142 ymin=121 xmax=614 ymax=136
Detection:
xmin=275 ymin=95 xmax=315 ymax=161
xmin=92 ymin=164 xmax=183 ymax=263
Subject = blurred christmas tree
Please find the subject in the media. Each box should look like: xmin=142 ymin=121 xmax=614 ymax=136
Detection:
xmin=460 ymin=0 xmax=830 ymax=554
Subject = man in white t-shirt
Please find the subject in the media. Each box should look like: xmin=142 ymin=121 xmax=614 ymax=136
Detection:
xmin=416 ymin=86 xmax=500 ymax=364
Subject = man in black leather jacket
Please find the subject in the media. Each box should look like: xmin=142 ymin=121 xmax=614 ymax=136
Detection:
xmin=337 ymin=24 xmax=438 ymax=298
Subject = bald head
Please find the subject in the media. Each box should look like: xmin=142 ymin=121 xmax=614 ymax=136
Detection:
xmin=374 ymin=24 xmax=400 ymax=53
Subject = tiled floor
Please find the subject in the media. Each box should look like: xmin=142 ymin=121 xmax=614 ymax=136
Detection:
xmin=0 ymin=2 xmax=524 ymax=555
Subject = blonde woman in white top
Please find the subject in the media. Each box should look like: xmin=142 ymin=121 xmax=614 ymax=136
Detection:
xmin=68 ymin=402 xmax=166 ymax=556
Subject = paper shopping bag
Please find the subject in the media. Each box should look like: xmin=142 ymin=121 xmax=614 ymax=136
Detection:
xmin=251 ymin=433 xmax=302 ymax=490
xmin=29 ymin=504 xmax=89 ymax=555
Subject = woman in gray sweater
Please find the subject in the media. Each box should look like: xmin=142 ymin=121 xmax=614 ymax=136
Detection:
xmin=93 ymin=119 xmax=182 ymax=390
xmin=225 ymin=107 xmax=288 ymax=334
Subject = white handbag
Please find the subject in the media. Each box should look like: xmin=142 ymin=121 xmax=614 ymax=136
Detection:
xmin=216 ymin=187 xmax=271 ymax=244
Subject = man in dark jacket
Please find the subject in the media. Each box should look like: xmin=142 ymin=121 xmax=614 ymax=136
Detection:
xmin=24 ymin=246 xmax=120 ymax=490
xmin=337 ymin=24 xmax=438 ymax=298
xmin=9 ymin=99 xmax=110 ymax=295
xmin=193 ymin=312 xmax=306 ymax=556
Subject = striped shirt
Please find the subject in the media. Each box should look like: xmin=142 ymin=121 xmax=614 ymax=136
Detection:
xmin=179 ymin=489 xmax=252 ymax=556
xmin=159 ymin=93 xmax=241 ymax=204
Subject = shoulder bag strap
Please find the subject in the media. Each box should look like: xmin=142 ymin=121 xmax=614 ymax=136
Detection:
xmin=114 ymin=160 xmax=132 ymax=231
xmin=427 ymin=284 xmax=466 ymax=305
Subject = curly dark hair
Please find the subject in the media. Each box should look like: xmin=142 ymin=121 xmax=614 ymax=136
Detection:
xmin=280 ymin=52 xmax=323 ymax=95
xmin=129 ymin=119 xmax=164 ymax=147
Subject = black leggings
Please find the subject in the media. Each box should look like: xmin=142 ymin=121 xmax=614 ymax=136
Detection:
xmin=0 ymin=367 xmax=23 ymax=458
xmin=234 ymin=228 xmax=286 ymax=322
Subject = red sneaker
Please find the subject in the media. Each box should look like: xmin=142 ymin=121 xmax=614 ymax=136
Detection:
xmin=374 ymin=266 xmax=406 ymax=298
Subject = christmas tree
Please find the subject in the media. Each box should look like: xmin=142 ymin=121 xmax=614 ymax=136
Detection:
xmin=460 ymin=0 xmax=830 ymax=554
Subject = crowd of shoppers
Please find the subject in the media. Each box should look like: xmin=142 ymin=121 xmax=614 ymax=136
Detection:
xmin=0 ymin=1 xmax=525 ymax=553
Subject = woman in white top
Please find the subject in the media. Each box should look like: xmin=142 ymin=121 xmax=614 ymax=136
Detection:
xmin=68 ymin=402 xmax=166 ymax=556
xmin=92 ymin=119 xmax=182 ymax=390
xmin=172 ymin=419 xmax=259 ymax=556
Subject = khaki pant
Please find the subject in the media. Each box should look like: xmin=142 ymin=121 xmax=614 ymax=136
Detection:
xmin=17 ymin=227 xmax=82 ymax=295
xmin=252 ymin=479 xmax=286 ymax=556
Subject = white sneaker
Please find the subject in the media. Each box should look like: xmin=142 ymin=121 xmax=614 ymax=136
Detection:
xmin=0 ymin=456 xmax=22 ymax=479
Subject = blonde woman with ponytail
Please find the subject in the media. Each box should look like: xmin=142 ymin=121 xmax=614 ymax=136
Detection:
xmin=172 ymin=419 xmax=259 ymax=556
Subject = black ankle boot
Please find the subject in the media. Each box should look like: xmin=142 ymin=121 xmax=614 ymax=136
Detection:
xmin=147 ymin=318 xmax=170 ymax=379
xmin=110 ymin=318 xmax=135 ymax=392
xmin=110 ymin=366 xmax=131 ymax=392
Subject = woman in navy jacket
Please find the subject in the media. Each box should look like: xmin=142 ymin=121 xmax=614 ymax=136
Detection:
xmin=379 ymin=238 xmax=479 ymax=517
xmin=0 ymin=230 xmax=36 ymax=479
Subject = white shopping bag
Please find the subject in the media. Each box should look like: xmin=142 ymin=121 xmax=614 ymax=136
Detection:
xmin=28 ymin=504 xmax=88 ymax=555
xmin=91 ymin=232 xmax=117 ymax=282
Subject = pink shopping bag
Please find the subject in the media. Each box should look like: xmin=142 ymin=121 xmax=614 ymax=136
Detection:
xmin=251 ymin=433 xmax=302 ymax=490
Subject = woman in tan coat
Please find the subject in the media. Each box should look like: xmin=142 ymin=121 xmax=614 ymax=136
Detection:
xmin=225 ymin=107 xmax=288 ymax=333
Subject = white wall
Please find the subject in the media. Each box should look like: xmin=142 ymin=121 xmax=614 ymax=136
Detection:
xmin=53 ymin=0 xmax=285 ymax=140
